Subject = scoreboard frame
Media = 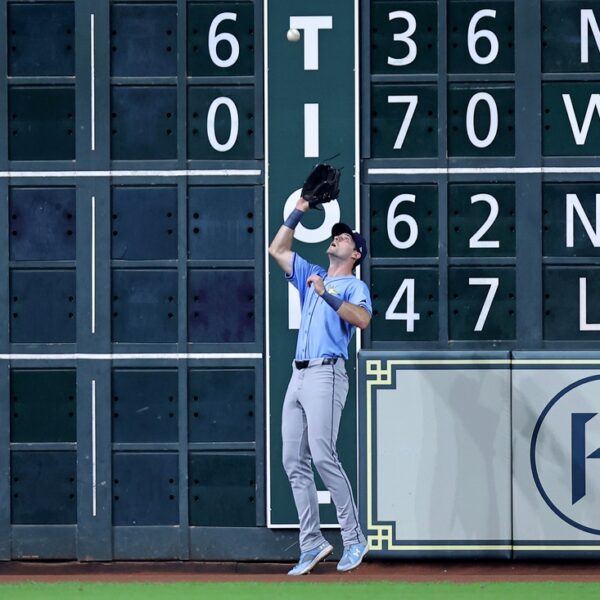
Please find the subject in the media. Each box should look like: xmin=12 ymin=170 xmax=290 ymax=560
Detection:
xmin=361 ymin=0 xmax=600 ymax=352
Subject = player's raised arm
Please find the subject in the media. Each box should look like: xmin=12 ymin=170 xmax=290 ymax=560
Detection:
xmin=268 ymin=197 xmax=309 ymax=275
xmin=269 ymin=164 xmax=340 ymax=275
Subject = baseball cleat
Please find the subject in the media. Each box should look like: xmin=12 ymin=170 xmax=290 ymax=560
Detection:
xmin=336 ymin=542 xmax=368 ymax=572
xmin=287 ymin=541 xmax=334 ymax=576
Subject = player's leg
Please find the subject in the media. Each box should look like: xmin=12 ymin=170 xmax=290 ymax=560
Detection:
xmin=300 ymin=361 xmax=366 ymax=549
xmin=281 ymin=368 xmax=328 ymax=553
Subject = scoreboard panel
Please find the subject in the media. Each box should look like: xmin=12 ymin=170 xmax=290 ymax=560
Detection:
xmin=364 ymin=0 xmax=600 ymax=349
xmin=371 ymin=1 xmax=438 ymax=75
xmin=371 ymin=84 xmax=438 ymax=158
xmin=362 ymin=1 xmax=600 ymax=557
xmin=447 ymin=84 xmax=515 ymax=157
xmin=447 ymin=0 xmax=514 ymax=74
xmin=0 ymin=0 xmax=265 ymax=560
xmin=542 ymin=0 xmax=600 ymax=73
xmin=2 ymin=0 xmax=600 ymax=562
xmin=370 ymin=184 xmax=438 ymax=257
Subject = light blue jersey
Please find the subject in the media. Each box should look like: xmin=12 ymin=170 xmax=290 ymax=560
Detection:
xmin=286 ymin=253 xmax=372 ymax=360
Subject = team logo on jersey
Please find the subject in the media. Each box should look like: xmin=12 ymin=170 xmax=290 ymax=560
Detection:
xmin=531 ymin=375 xmax=600 ymax=535
xmin=326 ymin=286 xmax=340 ymax=296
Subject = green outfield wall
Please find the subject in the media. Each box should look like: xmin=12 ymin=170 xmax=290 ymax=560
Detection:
xmin=0 ymin=0 xmax=600 ymax=561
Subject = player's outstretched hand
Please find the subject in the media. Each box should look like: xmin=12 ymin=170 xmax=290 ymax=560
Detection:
xmin=306 ymin=275 xmax=325 ymax=296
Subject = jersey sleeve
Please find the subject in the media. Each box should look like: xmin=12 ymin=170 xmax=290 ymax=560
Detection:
xmin=285 ymin=253 xmax=325 ymax=305
xmin=346 ymin=279 xmax=373 ymax=315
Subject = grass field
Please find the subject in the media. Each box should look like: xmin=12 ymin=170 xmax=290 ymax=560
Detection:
xmin=0 ymin=582 xmax=598 ymax=599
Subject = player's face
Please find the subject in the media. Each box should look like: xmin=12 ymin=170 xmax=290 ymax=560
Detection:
xmin=328 ymin=233 xmax=359 ymax=262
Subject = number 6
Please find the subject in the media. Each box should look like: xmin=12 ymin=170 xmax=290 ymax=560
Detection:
xmin=387 ymin=194 xmax=418 ymax=249
xmin=209 ymin=13 xmax=240 ymax=68
xmin=468 ymin=9 xmax=499 ymax=65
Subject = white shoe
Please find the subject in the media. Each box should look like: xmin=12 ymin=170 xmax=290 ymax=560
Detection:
xmin=287 ymin=541 xmax=333 ymax=576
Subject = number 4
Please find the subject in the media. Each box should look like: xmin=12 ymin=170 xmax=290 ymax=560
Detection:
xmin=469 ymin=277 xmax=499 ymax=331
xmin=385 ymin=278 xmax=420 ymax=332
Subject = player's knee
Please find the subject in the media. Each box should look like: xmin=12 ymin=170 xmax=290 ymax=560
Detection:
xmin=282 ymin=444 xmax=302 ymax=479
xmin=312 ymin=445 xmax=336 ymax=476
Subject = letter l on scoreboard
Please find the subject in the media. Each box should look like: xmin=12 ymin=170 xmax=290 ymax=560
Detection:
xmin=266 ymin=0 xmax=358 ymax=527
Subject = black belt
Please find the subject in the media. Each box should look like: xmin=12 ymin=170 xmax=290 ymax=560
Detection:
xmin=295 ymin=357 xmax=338 ymax=370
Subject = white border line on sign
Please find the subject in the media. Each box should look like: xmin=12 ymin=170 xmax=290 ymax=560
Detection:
xmin=0 ymin=353 xmax=263 ymax=360
xmin=369 ymin=167 xmax=600 ymax=175
xmin=264 ymin=0 xmax=272 ymax=529
xmin=90 ymin=14 xmax=96 ymax=152
xmin=353 ymin=0 xmax=361 ymax=535
xmin=91 ymin=379 xmax=97 ymax=517
xmin=0 ymin=170 xmax=261 ymax=178
xmin=91 ymin=195 xmax=96 ymax=334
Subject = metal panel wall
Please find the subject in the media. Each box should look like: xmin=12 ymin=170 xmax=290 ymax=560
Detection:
xmin=363 ymin=0 xmax=600 ymax=352
xmin=359 ymin=352 xmax=600 ymax=559
xmin=358 ymin=352 xmax=512 ymax=558
xmin=0 ymin=0 xmax=267 ymax=561
xmin=3 ymin=0 xmax=600 ymax=563
xmin=512 ymin=354 xmax=600 ymax=557
xmin=359 ymin=0 xmax=600 ymax=561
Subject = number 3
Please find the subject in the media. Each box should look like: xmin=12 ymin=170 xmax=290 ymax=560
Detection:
xmin=388 ymin=11 xmax=417 ymax=66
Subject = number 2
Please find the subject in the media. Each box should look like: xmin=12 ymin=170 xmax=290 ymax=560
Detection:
xmin=469 ymin=194 xmax=500 ymax=249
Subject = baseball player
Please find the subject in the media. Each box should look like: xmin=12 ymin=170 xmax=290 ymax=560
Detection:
xmin=268 ymin=194 xmax=372 ymax=575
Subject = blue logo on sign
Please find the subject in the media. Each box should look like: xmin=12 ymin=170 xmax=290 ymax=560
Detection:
xmin=531 ymin=375 xmax=600 ymax=535
xmin=571 ymin=413 xmax=600 ymax=504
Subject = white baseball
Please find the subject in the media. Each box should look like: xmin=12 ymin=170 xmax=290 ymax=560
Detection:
xmin=287 ymin=28 xmax=301 ymax=42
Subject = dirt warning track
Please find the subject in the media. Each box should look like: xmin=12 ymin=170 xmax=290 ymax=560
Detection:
xmin=1 ymin=561 xmax=600 ymax=584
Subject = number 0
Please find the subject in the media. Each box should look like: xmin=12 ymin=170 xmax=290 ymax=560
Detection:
xmin=466 ymin=92 xmax=498 ymax=148
xmin=206 ymin=97 xmax=239 ymax=152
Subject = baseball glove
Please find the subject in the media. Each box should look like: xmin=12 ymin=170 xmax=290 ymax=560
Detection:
xmin=301 ymin=163 xmax=341 ymax=209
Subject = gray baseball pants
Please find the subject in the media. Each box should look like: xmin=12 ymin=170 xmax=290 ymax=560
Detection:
xmin=282 ymin=359 xmax=366 ymax=552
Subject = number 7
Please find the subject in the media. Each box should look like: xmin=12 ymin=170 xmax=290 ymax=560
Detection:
xmin=388 ymin=95 xmax=418 ymax=149
xmin=468 ymin=277 xmax=499 ymax=331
